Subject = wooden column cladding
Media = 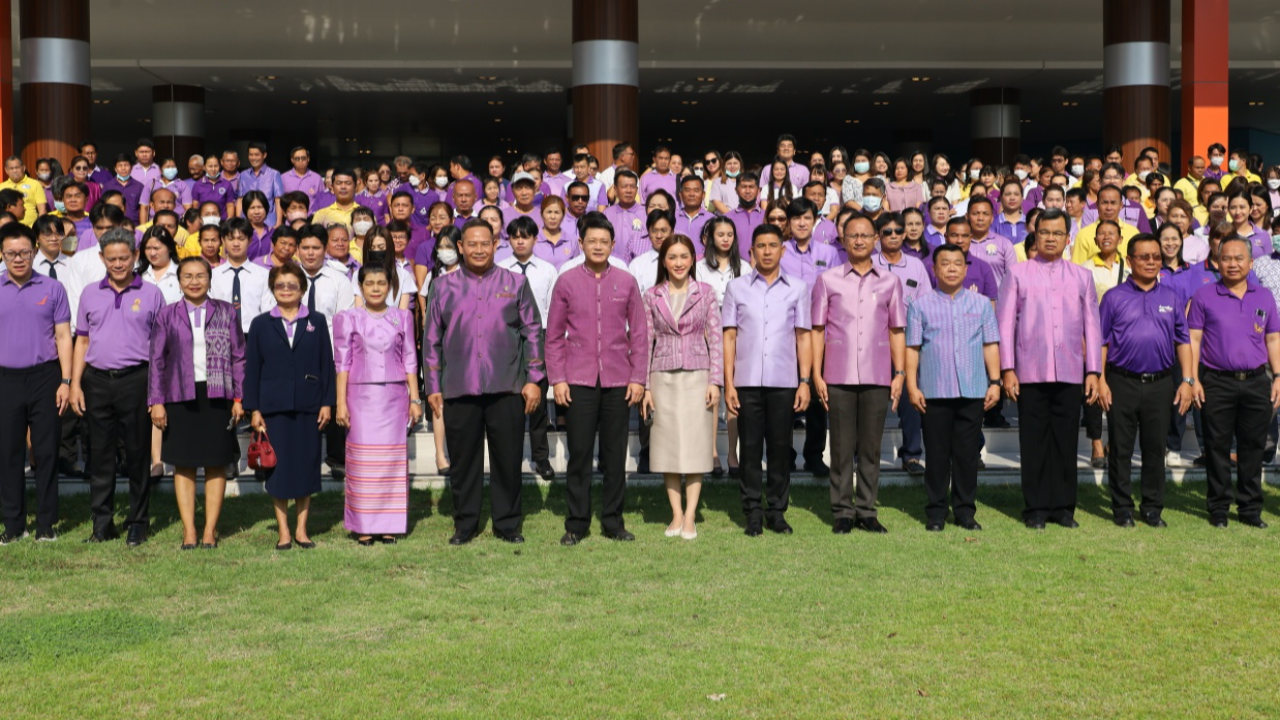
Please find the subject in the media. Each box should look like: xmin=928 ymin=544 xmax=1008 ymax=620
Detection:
xmin=1103 ymin=0 xmax=1172 ymax=168
xmin=19 ymin=0 xmax=91 ymax=168
xmin=571 ymin=0 xmax=639 ymax=172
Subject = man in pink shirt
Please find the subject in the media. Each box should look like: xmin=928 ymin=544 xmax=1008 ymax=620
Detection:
xmin=996 ymin=208 xmax=1102 ymax=530
xmin=639 ymin=145 xmax=678 ymax=203
xmin=811 ymin=214 xmax=906 ymax=534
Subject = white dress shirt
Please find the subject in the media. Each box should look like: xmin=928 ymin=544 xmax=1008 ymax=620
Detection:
xmin=497 ymin=254 xmax=557 ymax=325
xmin=65 ymin=251 xmax=107 ymax=333
xmin=300 ymin=264 xmax=356 ymax=328
xmin=32 ymin=251 xmax=72 ymax=282
xmin=626 ymin=249 xmax=661 ymax=294
xmin=210 ymin=260 xmax=276 ymax=333
xmin=188 ymin=302 xmax=208 ymax=382
xmin=142 ymin=263 xmax=183 ymax=304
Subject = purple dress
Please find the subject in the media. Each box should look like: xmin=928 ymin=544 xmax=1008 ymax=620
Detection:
xmin=333 ymin=307 xmax=417 ymax=535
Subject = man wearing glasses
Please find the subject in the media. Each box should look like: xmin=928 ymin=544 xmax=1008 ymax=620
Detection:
xmin=281 ymin=146 xmax=324 ymax=203
xmin=997 ymin=208 xmax=1102 ymax=530
xmin=1095 ymin=235 xmax=1195 ymax=529
xmin=0 ymin=223 xmax=73 ymax=544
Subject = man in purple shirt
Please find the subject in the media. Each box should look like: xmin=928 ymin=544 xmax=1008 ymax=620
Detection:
xmin=997 ymin=209 xmax=1102 ymax=529
xmin=70 ymin=228 xmax=166 ymax=546
xmin=675 ymin=175 xmax=713 ymax=253
xmin=131 ymin=138 xmax=161 ymax=211
xmin=780 ymin=198 xmax=838 ymax=289
xmin=965 ymin=197 xmax=1018 ymax=286
xmin=105 ymin=153 xmax=146 ymax=225
xmin=237 ymin=141 xmax=285 ymax=227
xmin=723 ymin=224 xmax=812 ymax=536
xmin=449 ymin=179 xmax=479 ymax=230
xmin=0 ymin=224 xmax=73 ymax=543
xmin=727 ymin=173 xmax=764 ymax=262
xmin=1097 ymin=235 xmax=1195 ymax=529
xmin=546 ymin=213 xmax=647 ymax=546
xmin=639 ymin=145 xmax=678 ymax=203
xmin=804 ymin=182 xmax=839 ymax=247
xmin=776 ymin=134 xmax=810 ymax=189
xmin=602 ymin=170 xmax=645 ymax=263
xmin=424 ymin=219 xmax=544 ymax=546
xmin=79 ymin=141 xmax=115 ymax=187
xmin=281 ymin=146 xmax=325 ymax=206
xmin=1187 ymin=236 xmax=1280 ymax=529
xmin=812 ymin=214 xmax=907 ymax=534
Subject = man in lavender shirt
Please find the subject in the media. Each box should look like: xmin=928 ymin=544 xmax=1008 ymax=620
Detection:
xmin=722 ymin=224 xmax=812 ymax=536
xmin=131 ymin=138 xmax=161 ymax=213
xmin=727 ymin=172 xmax=764 ymax=262
xmin=424 ymin=219 xmax=544 ymax=546
xmin=780 ymin=198 xmax=838 ymax=289
xmin=70 ymin=228 xmax=166 ymax=546
xmin=546 ymin=213 xmax=647 ymax=546
xmin=997 ymin=209 xmax=1102 ymax=530
xmin=675 ymin=175 xmax=713 ymax=253
xmin=812 ymin=214 xmax=907 ymax=534
xmin=639 ymin=145 xmax=678 ymax=203
xmin=776 ymin=134 xmax=810 ymax=189
xmin=237 ymin=142 xmax=285 ymax=227
xmin=0 ymin=224 xmax=73 ymax=544
xmin=602 ymin=170 xmax=645 ymax=263
xmin=281 ymin=146 xmax=325 ymax=206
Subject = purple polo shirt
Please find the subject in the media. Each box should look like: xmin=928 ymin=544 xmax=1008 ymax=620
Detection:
xmin=779 ymin=239 xmax=838 ymax=290
xmin=728 ymin=206 xmax=764 ymax=261
xmin=786 ymin=161 xmax=810 ymax=190
xmin=247 ymin=225 xmax=273 ymax=261
xmin=676 ymin=208 xmax=714 ymax=254
xmin=356 ymin=189 xmax=390 ymax=224
xmin=103 ymin=177 xmax=145 ymax=223
xmin=238 ymin=165 xmax=285 ymax=226
xmin=721 ymin=270 xmax=811 ymax=388
xmin=639 ymin=171 xmax=678 ymax=203
xmin=75 ymin=275 xmax=165 ymax=370
xmin=1167 ymin=260 xmax=1260 ymax=310
xmin=189 ymin=177 xmax=237 ymax=218
xmin=131 ymin=163 xmax=161 ymax=205
xmin=993 ymin=213 xmax=1027 ymax=244
xmin=602 ymin=202 xmax=646 ymax=263
xmin=544 ymin=264 xmax=648 ymax=388
xmin=924 ymin=252 xmax=999 ymax=301
xmin=967 ymin=231 xmax=1018 ymax=286
xmin=872 ymin=252 xmax=931 ymax=305
xmin=1188 ymin=280 xmax=1280 ymax=371
xmin=409 ymin=187 xmax=447 ymax=229
xmin=89 ymin=166 xmax=114 ymax=187
xmin=281 ymin=169 xmax=325 ymax=204
xmin=532 ymin=234 xmax=581 ymax=270
xmin=923 ymin=225 xmax=946 ymax=251
xmin=1100 ymin=278 xmax=1189 ymax=374
xmin=0 ymin=273 xmax=70 ymax=367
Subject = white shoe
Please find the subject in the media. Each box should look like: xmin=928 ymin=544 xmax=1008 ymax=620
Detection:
xmin=680 ymin=529 xmax=697 ymax=540
xmin=664 ymin=526 xmax=681 ymax=538
xmin=1165 ymin=450 xmax=1181 ymax=468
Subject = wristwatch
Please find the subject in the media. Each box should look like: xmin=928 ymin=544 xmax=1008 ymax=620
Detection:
xmin=1182 ymin=377 xmax=1195 ymax=386
xmin=799 ymin=376 xmax=811 ymax=384
xmin=410 ymin=399 xmax=424 ymax=406
xmin=60 ymin=378 xmax=71 ymax=386
xmin=894 ymin=370 xmax=906 ymax=377
xmin=989 ymin=379 xmax=1002 ymax=387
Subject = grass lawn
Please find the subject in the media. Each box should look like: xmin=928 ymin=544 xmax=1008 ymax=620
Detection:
xmin=1 ymin=480 xmax=1277 ymax=719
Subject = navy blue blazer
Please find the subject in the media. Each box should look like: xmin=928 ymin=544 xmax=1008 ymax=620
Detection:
xmin=243 ymin=310 xmax=337 ymax=415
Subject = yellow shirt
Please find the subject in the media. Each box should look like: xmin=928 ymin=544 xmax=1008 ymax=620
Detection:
xmin=1071 ymin=220 xmax=1139 ymax=264
xmin=1173 ymin=176 xmax=1202 ymax=207
xmin=1123 ymin=173 xmax=1151 ymax=202
xmin=311 ymin=202 xmax=357 ymax=230
xmin=1088 ymin=255 xmax=1130 ymax=303
xmin=136 ymin=220 xmax=190 ymax=249
xmin=0 ymin=175 xmax=43 ymax=225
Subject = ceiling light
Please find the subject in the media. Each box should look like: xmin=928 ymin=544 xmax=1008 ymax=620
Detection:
xmin=93 ymin=99 xmax=111 ymax=105
xmin=494 ymin=118 xmax=502 ymax=122
xmin=478 ymin=75 xmax=497 ymax=81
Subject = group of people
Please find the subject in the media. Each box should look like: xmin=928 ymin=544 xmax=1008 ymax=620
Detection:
xmin=1 ymin=134 xmax=1279 ymax=550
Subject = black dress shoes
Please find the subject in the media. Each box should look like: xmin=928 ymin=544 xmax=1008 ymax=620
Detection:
xmin=1056 ymin=516 xmax=1080 ymax=529
xmin=1209 ymin=515 xmax=1229 ymax=528
xmin=745 ymin=522 xmax=763 ymax=537
xmin=125 ymin=526 xmax=148 ymax=547
xmin=83 ymin=526 xmax=119 ymax=543
xmin=1239 ymin=515 xmax=1269 ymax=529
xmin=1025 ymin=518 xmax=1046 ymax=530
xmin=925 ymin=521 xmax=945 ymax=532
xmin=806 ymin=458 xmax=830 ymax=478
xmin=603 ymin=528 xmax=635 ymax=541
xmin=560 ymin=531 xmax=583 ymax=546
xmin=832 ymin=517 xmax=854 ymax=534
xmin=1141 ymin=513 xmax=1167 ymax=528
xmin=956 ymin=519 xmax=983 ymax=531
xmin=448 ymin=530 xmax=476 ymax=545
xmin=854 ymin=517 xmax=888 ymax=534
xmin=768 ymin=518 xmax=793 ymax=535
xmin=1114 ymin=513 xmax=1136 ymax=528
xmin=495 ymin=531 xmax=525 ymax=544
xmin=535 ymin=461 xmax=555 ymax=480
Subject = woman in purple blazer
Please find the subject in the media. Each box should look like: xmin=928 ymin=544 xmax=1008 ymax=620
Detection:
xmin=148 ymin=256 xmax=245 ymax=549
xmin=640 ymin=234 xmax=724 ymax=540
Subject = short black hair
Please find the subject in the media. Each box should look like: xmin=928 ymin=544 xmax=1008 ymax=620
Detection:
xmin=578 ymin=211 xmax=615 ymax=241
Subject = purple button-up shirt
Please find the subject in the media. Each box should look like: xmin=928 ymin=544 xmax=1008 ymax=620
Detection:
xmin=727 ymin=206 xmax=764 ymax=261
xmin=0 ymin=273 xmax=69 ymax=367
xmin=189 ymin=177 xmax=237 ymax=218
xmin=721 ymin=270 xmax=811 ymax=388
xmin=1100 ymin=278 xmax=1189 ymax=374
xmin=640 ymin=171 xmax=678 ymax=203
xmin=780 ymin=239 xmax=839 ymax=290
xmin=281 ymin=169 xmax=325 ymax=204
xmin=906 ymin=288 xmax=1000 ymax=399
xmin=533 ymin=233 xmax=581 ymax=270
xmin=996 ymin=255 xmax=1102 ymax=382
xmin=872 ymin=251 xmax=930 ymax=306
xmin=238 ymin=165 xmax=285 ymax=226
xmin=811 ymin=263 xmax=906 ymax=386
xmin=967 ymin=231 xmax=1018 ymax=286
xmin=1188 ymin=280 xmax=1280 ymax=372
xmin=131 ymin=163 xmax=161 ymax=205
xmin=675 ymin=208 xmax=714 ymax=254
xmin=813 ymin=217 xmax=839 ymax=248
xmin=602 ymin=202 xmax=646 ymax=263
xmin=75 ymin=275 xmax=165 ymax=369
xmin=423 ymin=264 xmax=545 ymax=398
xmin=103 ymin=177 xmax=145 ymax=223
xmin=545 ymin=264 xmax=647 ymax=388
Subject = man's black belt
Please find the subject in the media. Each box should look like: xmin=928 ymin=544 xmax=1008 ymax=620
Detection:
xmin=87 ymin=363 xmax=148 ymax=379
xmin=1200 ymin=365 xmax=1267 ymax=381
xmin=0 ymin=360 xmax=58 ymax=376
xmin=1106 ymin=364 xmax=1174 ymax=383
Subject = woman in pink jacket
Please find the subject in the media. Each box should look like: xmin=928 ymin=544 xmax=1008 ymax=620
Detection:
xmin=640 ymin=234 xmax=723 ymax=540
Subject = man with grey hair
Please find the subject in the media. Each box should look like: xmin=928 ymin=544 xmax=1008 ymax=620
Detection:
xmin=69 ymin=227 xmax=166 ymax=546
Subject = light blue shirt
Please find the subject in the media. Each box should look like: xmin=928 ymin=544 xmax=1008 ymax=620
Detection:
xmin=905 ymin=288 xmax=999 ymax=399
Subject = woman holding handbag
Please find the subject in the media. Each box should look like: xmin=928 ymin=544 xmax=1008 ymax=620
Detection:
xmin=244 ymin=263 xmax=335 ymax=551
xmin=148 ymin=256 xmax=246 ymax=550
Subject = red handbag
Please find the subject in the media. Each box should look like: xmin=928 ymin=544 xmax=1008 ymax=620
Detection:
xmin=247 ymin=430 xmax=277 ymax=470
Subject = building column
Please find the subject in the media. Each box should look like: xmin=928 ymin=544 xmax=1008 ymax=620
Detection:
xmin=571 ymin=0 xmax=638 ymax=171
xmin=1180 ymin=0 xmax=1229 ymax=172
xmin=153 ymin=85 xmax=206 ymax=163
xmin=19 ymin=0 xmax=90 ymax=169
xmin=970 ymin=88 xmax=1020 ymax=164
xmin=1103 ymin=0 xmax=1171 ymax=168
xmin=0 ymin=0 xmax=14 ymax=161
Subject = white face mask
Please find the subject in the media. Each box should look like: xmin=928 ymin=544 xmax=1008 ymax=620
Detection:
xmin=1014 ymin=169 xmax=1029 ymax=181
xmin=1138 ymin=171 xmax=1150 ymax=181
xmin=693 ymin=168 xmax=704 ymax=179
xmin=1210 ymin=156 xmax=1224 ymax=167
xmin=437 ymin=249 xmax=459 ymax=266
xmin=434 ymin=176 xmax=448 ymax=188
xmin=201 ymin=215 xmax=221 ymax=226
xmin=37 ymin=171 xmax=51 ymax=182
xmin=1268 ymin=179 xmax=1280 ymax=190
xmin=861 ymin=196 xmax=882 ymax=213
xmin=853 ymin=161 xmax=871 ymax=174
xmin=1071 ymin=164 xmax=1085 ymax=177
xmin=287 ymin=210 xmax=306 ymax=222
xmin=352 ymin=220 xmax=374 ymax=236
xmin=408 ymin=174 xmax=421 ymax=188
xmin=969 ymin=169 xmax=982 ymax=181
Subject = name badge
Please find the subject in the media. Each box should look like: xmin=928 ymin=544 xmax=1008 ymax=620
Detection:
xmin=985 ymin=243 xmax=997 ymax=256
xmin=906 ymin=279 xmax=918 ymax=288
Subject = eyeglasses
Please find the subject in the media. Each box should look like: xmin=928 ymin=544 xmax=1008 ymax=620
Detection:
xmin=291 ymin=155 xmax=308 ymax=161
xmin=273 ymin=282 xmax=301 ymax=291
xmin=1129 ymin=253 xmax=1161 ymax=262
xmin=1 ymin=250 xmax=32 ymax=261
xmin=72 ymin=165 xmax=89 ymax=171
xmin=768 ymin=216 xmax=787 ymax=223
xmin=880 ymin=228 xmax=905 ymax=236
xmin=569 ymin=195 xmax=589 ymax=201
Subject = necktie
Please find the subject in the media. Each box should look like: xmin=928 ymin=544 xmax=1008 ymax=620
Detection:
xmin=44 ymin=259 xmax=56 ymax=280
xmin=230 ymin=267 xmax=243 ymax=326
xmin=516 ymin=262 xmax=530 ymax=275
xmin=307 ymin=274 xmax=319 ymax=313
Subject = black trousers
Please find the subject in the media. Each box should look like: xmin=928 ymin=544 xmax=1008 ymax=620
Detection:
xmin=1200 ymin=369 xmax=1270 ymax=518
xmin=444 ymin=392 xmax=525 ymax=535
xmin=1106 ymin=370 xmax=1174 ymax=515
xmin=802 ymin=397 xmax=828 ymax=466
xmin=736 ymin=387 xmax=795 ymax=522
xmin=564 ymin=384 xmax=628 ymax=534
xmin=325 ymin=423 xmax=347 ymax=467
xmin=1082 ymin=397 xmax=1103 ymax=441
xmin=83 ymin=364 xmax=152 ymax=533
xmin=0 ymin=362 xmax=60 ymax=535
xmin=526 ymin=378 xmax=550 ymax=464
xmin=58 ymin=405 xmax=88 ymax=467
xmin=920 ymin=397 xmax=984 ymax=523
xmin=1017 ymin=382 xmax=1082 ymax=522
xmin=827 ymin=384 xmax=889 ymax=519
